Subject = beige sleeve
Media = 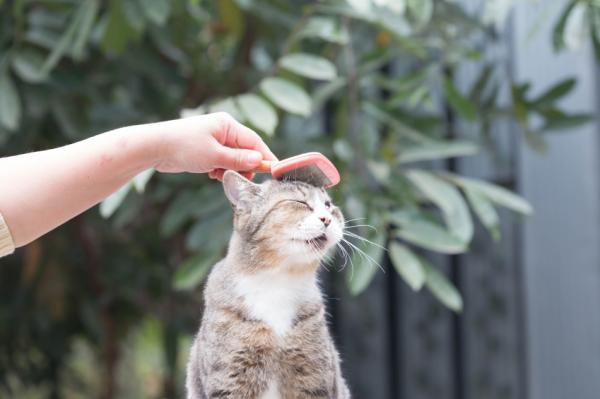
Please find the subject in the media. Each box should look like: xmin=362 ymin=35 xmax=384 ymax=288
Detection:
xmin=0 ymin=212 xmax=15 ymax=257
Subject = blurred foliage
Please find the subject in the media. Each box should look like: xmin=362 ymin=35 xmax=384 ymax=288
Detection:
xmin=0 ymin=0 xmax=595 ymax=397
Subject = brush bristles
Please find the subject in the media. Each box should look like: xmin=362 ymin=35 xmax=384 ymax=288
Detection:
xmin=278 ymin=164 xmax=332 ymax=187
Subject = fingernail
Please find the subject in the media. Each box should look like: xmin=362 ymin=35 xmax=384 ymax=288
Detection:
xmin=245 ymin=152 xmax=262 ymax=166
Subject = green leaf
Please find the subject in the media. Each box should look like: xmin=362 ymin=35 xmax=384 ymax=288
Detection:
xmin=469 ymin=64 xmax=494 ymax=103
xmin=405 ymin=170 xmax=473 ymax=244
xmin=52 ymin=101 xmax=86 ymax=140
xmin=397 ymin=140 xmax=479 ymax=163
xmin=0 ymin=71 xmax=21 ymax=131
xmin=481 ymin=0 xmax=513 ymax=28
xmin=511 ymin=83 xmax=529 ymax=123
xmin=218 ymin=0 xmax=244 ymax=36
xmin=100 ymin=183 xmax=132 ymax=218
xmin=591 ymin=8 xmax=600 ymax=61
xmin=173 ymin=253 xmax=219 ymax=291
xmin=563 ymin=2 xmax=589 ymax=50
xmin=407 ymin=0 xmax=433 ymax=26
xmin=523 ymin=130 xmax=548 ymax=153
xmin=160 ymin=190 xmax=210 ymax=237
xmin=362 ymin=102 xmax=431 ymax=143
xmin=377 ymin=10 xmax=412 ymax=37
xmin=391 ymin=211 xmax=467 ymax=254
xmin=346 ymin=0 xmax=372 ymax=14
xmin=376 ymin=68 xmax=428 ymax=92
xmin=312 ymin=77 xmax=347 ymax=110
xmin=405 ymin=85 xmax=429 ymax=108
xmin=279 ymin=53 xmax=337 ymax=81
xmin=463 ymin=186 xmax=500 ymax=241
xmin=553 ymin=1 xmax=577 ymax=50
xmin=186 ymin=211 xmax=232 ymax=253
xmin=367 ymin=160 xmax=391 ymax=183
xmin=443 ymin=78 xmax=477 ymax=121
xmin=209 ymin=97 xmax=245 ymax=121
xmin=41 ymin=2 xmax=83 ymax=73
xmin=443 ymin=173 xmax=533 ymax=215
xmin=389 ymin=242 xmax=425 ymax=290
xmin=542 ymin=112 xmax=594 ymax=131
xmin=72 ymin=0 xmax=100 ymax=59
xmin=102 ymin=0 xmax=140 ymax=53
xmin=140 ymin=0 xmax=170 ymax=25
xmin=260 ymin=77 xmax=312 ymax=117
xmin=532 ymin=78 xmax=576 ymax=108
xmin=299 ymin=16 xmax=349 ymax=44
xmin=11 ymin=49 xmax=48 ymax=83
xmin=422 ymin=260 xmax=463 ymax=312
xmin=346 ymin=233 xmax=385 ymax=296
xmin=236 ymin=94 xmax=278 ymax=136
xmin=333 ymin=139 xmax=354 ymax=161
xmin=133 ymin=168 xmax=155 ymax=193
xmin=122 ymin=0 xmax=146 ymax=32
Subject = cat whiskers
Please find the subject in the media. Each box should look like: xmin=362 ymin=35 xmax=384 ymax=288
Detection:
xmin=343 ymin=217 xmax=368 ymax=224
xmin=344 ymin=224 xmax=378 ymax=232
xmin=335 ymin=240 xmax=351 ymax=271
xmin=343 ymin=230 xmax=387 ymax=251
xmin=334 ymin=223 xmax=386 ymax=279
xmin=340 ymin=238 xmax=384 ymax=273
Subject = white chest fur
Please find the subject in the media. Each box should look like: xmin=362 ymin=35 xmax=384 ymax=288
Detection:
xmin=234 ymin=270 xmax=319 ymax=337
xmin=261 ymin=380 xmax=280 ymax=399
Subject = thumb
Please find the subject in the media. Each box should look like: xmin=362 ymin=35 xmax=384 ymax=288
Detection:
xmin=215 ymin=147 xmax=263 ymax=171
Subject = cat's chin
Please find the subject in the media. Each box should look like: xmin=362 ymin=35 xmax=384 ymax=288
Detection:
xmin=285 ymin=236 xmax=338 ymax=263
xmin=301 ymin=233 xmax=329 ymax=250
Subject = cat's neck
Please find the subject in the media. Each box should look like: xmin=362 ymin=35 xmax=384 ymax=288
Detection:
xmin=226 ymin=232 xmax=321 ymax=273
xmin=215 ymin=233 xmax=324 ymax=337
xmin=228 ymin=255 xmax=322 ymax=337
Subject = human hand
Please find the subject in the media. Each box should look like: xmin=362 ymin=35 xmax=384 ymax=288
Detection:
xmin=152 ymin=112 xmax=277 ymax=180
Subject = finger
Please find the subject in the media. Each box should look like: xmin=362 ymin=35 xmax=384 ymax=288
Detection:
xmin=235 ymin=123 xmax=278 ymax=161
xmin=209 ymin=169 xmax=225 ymax=180
xmin=240 ymin=171 xmax=255 ymax=181
xmin=214 ymin=114 xmax=278 ymax=161
xmin=210 ymin=169 xmax=226 ymax=181
xmin=214 ymin=147 xmax=263 ymax=171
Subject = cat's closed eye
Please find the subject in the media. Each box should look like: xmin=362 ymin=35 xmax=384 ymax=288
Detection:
xmin=287 ymin=199 xmax=313 ymax=211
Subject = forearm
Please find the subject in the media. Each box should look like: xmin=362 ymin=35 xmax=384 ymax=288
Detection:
xmin=0 ymin=112 xmax=275 ymax=249
xmin=0 ymin=125 xmax=161 ymax=247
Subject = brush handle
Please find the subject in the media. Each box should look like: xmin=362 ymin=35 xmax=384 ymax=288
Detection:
xmin=254 ymin=160 xmax=274 ymax=173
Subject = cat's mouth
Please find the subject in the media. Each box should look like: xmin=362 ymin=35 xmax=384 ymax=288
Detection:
xmin=305 ymin=234 xmax=328 ymax=250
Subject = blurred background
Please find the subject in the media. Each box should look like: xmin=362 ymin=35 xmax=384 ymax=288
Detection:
xmin=1 ymin=0 xmax=599 ymax=398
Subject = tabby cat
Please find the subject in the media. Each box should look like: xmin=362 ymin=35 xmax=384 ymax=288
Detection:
xmin=186 ymin=170 xmax=350 ymax=398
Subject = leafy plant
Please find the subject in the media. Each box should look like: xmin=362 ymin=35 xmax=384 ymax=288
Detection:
xmin=0 ymin=0 xmax=595 ymax=397
xmin=103 ymin=0 xmax=582 ymax=305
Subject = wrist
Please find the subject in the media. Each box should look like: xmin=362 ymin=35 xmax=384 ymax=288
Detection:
xmin=105 ymin=124 xmax=164 ymax=177
xmin=123 ymin=123 xmax=168 ymax=171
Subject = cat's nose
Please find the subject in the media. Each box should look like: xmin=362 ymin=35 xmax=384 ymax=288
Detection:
xmin=319 ymin=216 xmax=331 ymax=227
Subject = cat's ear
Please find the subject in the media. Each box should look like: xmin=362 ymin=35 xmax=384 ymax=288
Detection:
xmin=222 ymin=170 xmax=262 ymax=209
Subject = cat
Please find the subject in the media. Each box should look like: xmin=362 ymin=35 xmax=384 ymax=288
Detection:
xmin=186 ymin=170 xmax=351 ymax=399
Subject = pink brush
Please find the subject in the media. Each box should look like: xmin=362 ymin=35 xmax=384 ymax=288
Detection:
xmin=255 ymin=152 xmax=340 ymax=188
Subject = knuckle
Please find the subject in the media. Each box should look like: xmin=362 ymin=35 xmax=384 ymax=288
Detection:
xmin=234 ymin=151 xmax=245 ymax=169
xmin=214 ymin=111 xmax=234 ymax=126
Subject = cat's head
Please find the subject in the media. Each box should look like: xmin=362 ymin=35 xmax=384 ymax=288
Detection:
xmin=222 ymin=170 xmax=344 ymax=265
